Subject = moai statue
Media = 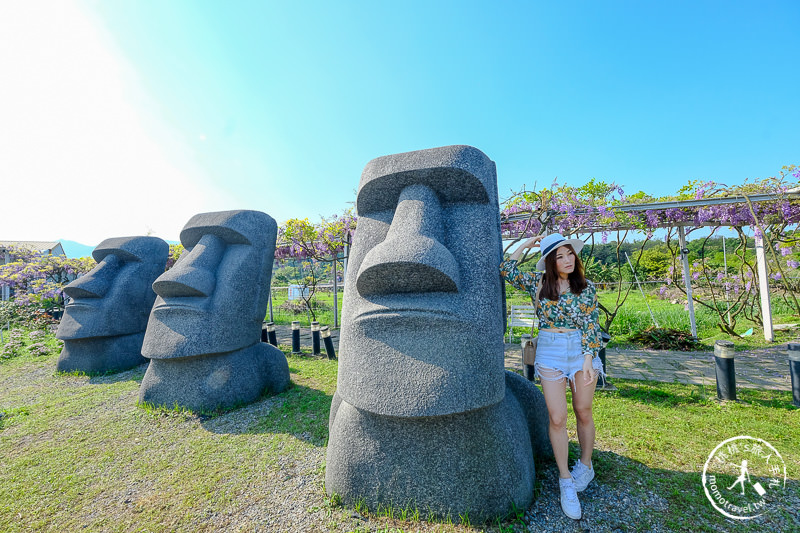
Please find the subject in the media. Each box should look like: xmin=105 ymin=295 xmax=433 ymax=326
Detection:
xmin=139 ymin=210 xmax=290 ymax=412
xmin=56 ymin=236 xmax=169 ymax=374
xmin=326 ymin=145 xmax=551 ymax=521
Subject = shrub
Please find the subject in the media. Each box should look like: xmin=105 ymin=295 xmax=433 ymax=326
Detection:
xmin=27 ymin=342 xmax=51 ymax=357
xmin=629 ymin=327 xmax=701 ymax=351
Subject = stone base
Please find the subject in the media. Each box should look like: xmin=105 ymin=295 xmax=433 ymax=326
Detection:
xmin=139 ymin=342 xmax=290 ymax=412
xmin=504 ymin=370 xmax=553 ymax=460
xmin=326 ymin=370 xmax=546 ymax=522
xmin=56 ymin=333 xmax=147 ymax=374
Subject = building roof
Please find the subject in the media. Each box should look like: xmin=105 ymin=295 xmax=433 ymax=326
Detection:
xmin=0 ymin=241 xmax=65 ymax=256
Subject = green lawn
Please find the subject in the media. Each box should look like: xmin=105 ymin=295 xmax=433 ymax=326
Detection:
xmin=506 ymin=284 xmax=800 ymax=350
xmin=267 ymin=288 xmax=344 ymax=328
xmin=1 ymin=328 xmax=798 ymax=532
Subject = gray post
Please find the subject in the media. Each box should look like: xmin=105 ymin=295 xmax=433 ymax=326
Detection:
xmin=677 ymin=226 xmax=697 ymax=338
xmin=342 ymin=241 xmax=349 ymax=286
xmin=268 ymin=288 xmax=274 ymax=323
xmin=723 ymin=235 xmax=731 ymax=323
xmin=2 ymin=250 xmax=9 ymax=301
xmin=332 ymin=255 xmax=339 ymax=328
xmin=754 ymin=233 xmax=774 ymax=342
xmin=788 ymin=343 xmax=800 ymax=407
xmin=714 ymin=340 xmax=736 ymax=401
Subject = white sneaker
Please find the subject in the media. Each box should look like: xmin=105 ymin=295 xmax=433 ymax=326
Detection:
xmin=571 ymin=459 xmax=595 ymax=492
xmin=559 ymin=476 xmax=582 ymax=520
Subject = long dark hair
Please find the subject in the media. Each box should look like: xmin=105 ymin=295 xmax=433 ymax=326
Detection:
xmin=541 ymin=244 xmax=588 ymax=301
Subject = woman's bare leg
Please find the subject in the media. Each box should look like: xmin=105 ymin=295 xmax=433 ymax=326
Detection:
xmin=540 ymin=370 xmax=571 ymax=478
xmin=570 ymin=369 xmax=598 ymax=466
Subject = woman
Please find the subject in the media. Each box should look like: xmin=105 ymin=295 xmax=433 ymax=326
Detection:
xmin=500 ymin=232 xmax=605 ymax=520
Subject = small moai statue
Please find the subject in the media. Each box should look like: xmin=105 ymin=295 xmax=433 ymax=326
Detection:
xmin=56 ymin=236 xmax=168 ymax=374
xmin=326 ymin=145 xmax=551 ymax=522
xmin=139 ymin=210 xmax=290 ymax=412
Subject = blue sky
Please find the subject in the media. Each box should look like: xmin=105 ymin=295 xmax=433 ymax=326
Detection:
xmin=2 ymin=1 xmax=798 ymax=246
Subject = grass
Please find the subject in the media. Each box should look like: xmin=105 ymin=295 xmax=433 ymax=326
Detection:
xmin=1 ymin=328 xmax=798 ymax=532
xmin=586 ymin=380 xmax=800 ymax=531
xmin=267 ymin=289 xmax=343 ymax=327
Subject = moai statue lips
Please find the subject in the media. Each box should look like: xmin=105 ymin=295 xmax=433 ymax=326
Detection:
xmin=337 ymin=144 xmax=507 ymax=417
xmin=56 ymin=236 xmax=169 ymax=373
xmin=139 ymin=210 xmax=290 ymax=412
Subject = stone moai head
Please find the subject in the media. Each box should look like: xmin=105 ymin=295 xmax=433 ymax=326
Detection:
xmin=57 ymin=236 xmax=169 ymax=341
xmin=142 ymin=210 xmax=277 ymax=359
xmin=337 ymin=145 xmax=506 ymax=417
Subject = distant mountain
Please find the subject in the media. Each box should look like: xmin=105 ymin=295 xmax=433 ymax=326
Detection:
xmin=59 ymin=240 xmax=97 ymax=258
xmin=58 ymin=238 xmax=180 ymax=258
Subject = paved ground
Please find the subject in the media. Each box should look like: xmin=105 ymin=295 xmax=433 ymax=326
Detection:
xmin=269 ymin=324 xmax=794 ymax=392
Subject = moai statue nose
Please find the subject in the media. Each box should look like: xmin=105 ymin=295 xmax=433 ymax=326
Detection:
xmin=356 ymin=184 xmax=460 ymax=296
xmin=62 ymin=254 xmax=120 ymax=299
xmin=152 ymin=233 xmax=223 ymax=298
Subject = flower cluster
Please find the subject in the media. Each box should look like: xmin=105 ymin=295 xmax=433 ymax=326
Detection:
xmin=0 ymin=247 xmax=95 ymax=306
xmin=500 ymin=169 xmax=800 ymax=241
xmin=275 ymin=211 xmax=357 ymax=261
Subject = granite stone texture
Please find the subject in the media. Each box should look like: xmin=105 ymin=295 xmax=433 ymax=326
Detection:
xmin=139 ymin=210 xmax=289 ymax=412
xmin=326 ymin=391 xmax=535 ymax=522
xmin=505 ymin=370 xmax=554 ymax=460
xmin=138 ymin=343 xmax=289 ymax=413
xmin=56 ymin=236 xmax=169 ymax=373
xmin=336 ymin=145 xmax=505 ymax=417
xmin=327 ymin=145 xmax=549 ymax=521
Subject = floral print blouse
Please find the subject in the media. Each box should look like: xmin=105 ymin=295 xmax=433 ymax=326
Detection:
xmin=500 ymin=259 xmax=604 ymax=358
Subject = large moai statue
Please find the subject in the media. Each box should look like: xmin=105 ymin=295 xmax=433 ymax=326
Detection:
xmin=326 ymin=145 xmax=551 ymax=521
xmin=138 ymin=210 xmax=290 ymax=412
xmin=56 ymin=236 xmax=169 ymax=374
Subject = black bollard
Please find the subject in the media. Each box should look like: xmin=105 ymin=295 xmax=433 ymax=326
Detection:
xmin=311 ymin=321 xmax=321 ymax=355
xmin=261 ymin=322 xmax=269 ymax=343
xmin=321 ymin=326 xmax=337 ymax=360
xmin=291 ymin=321 xmax=301 ymax=354
xmin=788 ymin=343 xmax=800 ymax=408
xmin=266 ymin=322 xmax=277 ymax=347
xmin=714 ymin=340 xmax=736 ymax=401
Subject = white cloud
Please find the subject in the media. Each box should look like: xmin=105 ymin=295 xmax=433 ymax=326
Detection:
xmin=0 ymin=1 xmax=230 ymax=245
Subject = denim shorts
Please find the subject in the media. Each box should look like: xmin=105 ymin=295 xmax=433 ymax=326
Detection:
xmin=534 ymin=330 xmax=605 ymax=386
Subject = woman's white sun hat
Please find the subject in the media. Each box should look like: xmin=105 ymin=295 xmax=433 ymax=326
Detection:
xmin=536 ymin=233 xmax=584 ymax=271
